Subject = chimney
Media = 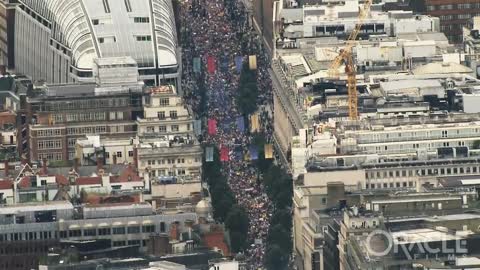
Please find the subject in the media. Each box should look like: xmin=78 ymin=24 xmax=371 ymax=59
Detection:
xmin=4 ymin=160 xmax=8 ymax=176
xmin=133 ymin=147 xmax=138 ymax=168
xmin=42 ymin=158 xmax=48 ymax=175
xmin=73 ymin=158 xmax=79 ymax=173
xmin=112 ymin=154 xmax=117 ymax=165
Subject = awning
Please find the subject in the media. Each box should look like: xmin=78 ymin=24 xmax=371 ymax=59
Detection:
xmin=128 ymin=221 xmax=138 ymax=225
xmin=112 ymin=221 xmax=123 ymax=226
xmin=68 ymin=224 xmax=80 ymax=229
xmin=142 ymin=220 xmax=152 ymax=225
xmin=83 ymin=224 xmax=94 ymax=228
xmin=98 ymin=222 xmax=109 ymax=227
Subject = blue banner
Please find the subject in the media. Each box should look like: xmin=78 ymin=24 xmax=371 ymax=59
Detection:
xmin=193 ymin=57 xmax=201 ymax=73
xmin=249 ymin=145 xmax=258 ymax=160
xmin=236 ymin=116 xmax=245 ymax=133
xmin=235 ymin=56 xmax=243 ymax=73
xmin=194 ymin=120 xmax=202 ymax=136
xmin=206 ymin=147 xmax=214 ymax=162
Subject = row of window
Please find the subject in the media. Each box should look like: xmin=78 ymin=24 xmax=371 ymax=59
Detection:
xmin=366 ymin=165 xmax=480 ymax=180
xmin=427 ymin=3 xmax=480 ymax=10
xmin=366 ymin=181 xmax=415 ymax=189
xmin=105 ymin=151 xmax=134 ymax=159
xmin=37 ymin=140 xmax=62 ymax=150
xmin=38 ymin=152 xmax=62 ymax=161
xmin=66 ymin=126 xmax=107 ymax=135
xmin=136 ymin=35 xmax=152 ymax=42
xmin=66 ymin=112 xmax=106 ymax=122
xmin=147 ymin=158 xmax=186 ymax=165
xmin=146 ymin=125 xmax=179 ymax=133
xmin=148 ymin=169 xmax=186 ymax=177
xmin=39 ymin=98 xmax=131 ymax=112
xmin=61 ymin=225 xmax=156 ymax=238
xmin=158 ymin=111 xmax=177 ymax=119
xmin=35 ymin=129 xmax=62 ymax=137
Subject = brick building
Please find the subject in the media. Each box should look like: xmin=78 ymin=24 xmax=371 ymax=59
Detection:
xmin=412 ymin=0 xmax=480 ymax=43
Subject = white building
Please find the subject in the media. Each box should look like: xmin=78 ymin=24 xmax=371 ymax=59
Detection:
xmin=13 ymin=0 xmax=179 ymax=87
xmin=281 ymin=0 xmax=439 ymax=40
xmin=136 ymin=85 xmax=202 ymax=189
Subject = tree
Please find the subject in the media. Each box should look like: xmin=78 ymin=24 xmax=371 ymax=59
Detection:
xmin=270 ymin=208 xmax=292 ymax=230
xmin=225 ymin=205 xmax=249 ymax=235
xmin=267 ymin=224 xmax=292 ymax=253
xmin=212 ymin=195 xmax=235 ymax=222
xmin=229 ymin=231 xmax=247 ymax=253
xmin=265 ymin=244 xmax=289 ymax=270
xmin=225 ymin=206 xmax=250 ymax=252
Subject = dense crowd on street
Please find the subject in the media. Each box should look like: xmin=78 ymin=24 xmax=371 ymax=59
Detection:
xmin=179 ymin=0 xmax=276 ymax=267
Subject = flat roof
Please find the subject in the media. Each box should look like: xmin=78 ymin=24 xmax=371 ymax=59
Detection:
xmin=391 ymin=228 xmax=466 ymax=244
xmin=0 ymin=201 xmax=73 ymax=214
xmin=371 ymin=197 xmax=461 ymax=204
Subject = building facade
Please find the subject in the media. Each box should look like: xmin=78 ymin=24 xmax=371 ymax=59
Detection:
xmin=12 ymin=0 xmax=180 ymax=87
xmin=136 ymin=85 xmax=202 ymax=189
xmin=414 ymin=0 xmax=480 ymax=43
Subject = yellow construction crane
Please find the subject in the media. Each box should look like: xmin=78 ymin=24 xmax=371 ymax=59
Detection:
xmin=328 ymin=0 xmax=373 ymax=120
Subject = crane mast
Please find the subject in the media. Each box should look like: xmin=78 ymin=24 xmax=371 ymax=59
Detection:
xmin=328 ymin=0 xmax=373 ymax=120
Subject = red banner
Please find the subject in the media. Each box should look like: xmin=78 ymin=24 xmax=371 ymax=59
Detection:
xmin=220 ymin=146 xmax=229 ymax=162
xmin=208 ymin=119 xmax=217 ymax=135
xmin=207 ymin=56 xmax=216 ymax=74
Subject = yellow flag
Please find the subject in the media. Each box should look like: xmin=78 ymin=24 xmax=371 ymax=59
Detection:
xmin=250 ymin=113 xmax=260 ymax=132
xmin=265 ymin=144 xmax=273 ymax=159
xmin=249 ymin=55 xmax=257 ymax=70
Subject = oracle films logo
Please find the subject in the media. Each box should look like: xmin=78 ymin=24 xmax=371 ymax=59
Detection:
xmin=364 ymin=229 xmax=468 ymax=261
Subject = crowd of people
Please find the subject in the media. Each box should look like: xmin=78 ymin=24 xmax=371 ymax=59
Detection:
xmin=179 ymin=0 xmax=276 ymax=267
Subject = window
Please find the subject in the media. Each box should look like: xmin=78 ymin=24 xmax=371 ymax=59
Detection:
xmin=92 ymin=19 xmax=99 ymax=25
xmin=142 ymin=225 xmax=155 ymax=233
xmin=98 ymin=37 xmax=104 ymax=43
xmin=177 ymin=169 xmax=186 ymax=175
xmin=59 ymin=231 xmax=67 ymax=238
xmin=128 ymin=226 xmax=140 ymax=234
xmin=128 ymin=151 xmax=134 ymax=157
xmin=147 ymin=126 xmax=155 ymax=133
xmin=159 ymin=126 xmax=167 ymax=133
xmin=134 ymin=17 xmax=149 ymax=23
xmin=160 ymin=222 xmax=166 ymax=232
xmin=117 ymin=152 xmax=122 ymax=158
xmin=159 ymin=98 xmax=169 ymax=106
xmin=171 ymin=125 xmax=179 ymax=132
xmin=128 ymin=240 xmax=141 ymax=246
xmin=84 ymin=229 xmax=97 ymax=236
xmin=124 ymin=0 xmax=132 ymax=12
xmin=69 ymin=230 xmax=81 ymax=237
xmin=98 ymin=228 xmax=111 ymax=235
xmin=170 ymin=111 xmax=178 ymax=119
xmin=113 ymin=241 xmax=126 ymax=247
xmin=102 ymin=0 xmax=111 ymax=13
xmin=113 ymin=227 xmax=126 ymax=235
xmin=136 ymin=35 xmax=152 ymax=42
xmin=158 ymin=111 xmax=165 ymax=119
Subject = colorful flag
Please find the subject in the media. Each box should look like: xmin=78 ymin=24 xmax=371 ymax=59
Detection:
xmin=194 ymin=119 xmax=202 ymax=136
xmin=236 ymin=116 xmax=245 ymax=133
xmin=265 ymin=144 xmax=273 ymax=159
xmin=207 ymin=56 xmax=216 ymax=74
xmin=235 ymin=56 xmax=243 ymax=73
xmin=221 ymin=56 xmax=229 ymax=72
xmin=220 ymin=146 xmax=229 ymax=162
xmin=193 ymin=57 xmax=201 ymax=73
xmin=249 ymin=55 xmax=257 ymax=70
xmin=206 ymin=147 xmax=214 ymax=162
xmin=208 ymin=119 xmax=217 ymax=135
xmin=250 ymin=113 xmax=260 ymax=133
xmin=249 ymin=145 xmax=258 ymax=160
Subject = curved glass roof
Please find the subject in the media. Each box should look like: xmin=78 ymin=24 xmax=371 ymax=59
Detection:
xmin=19 ymin=0 xmax=178 ymax=70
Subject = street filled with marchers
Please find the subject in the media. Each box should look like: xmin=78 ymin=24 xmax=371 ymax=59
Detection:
xmin=179 ymin=0 xmax=293 ymax=269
